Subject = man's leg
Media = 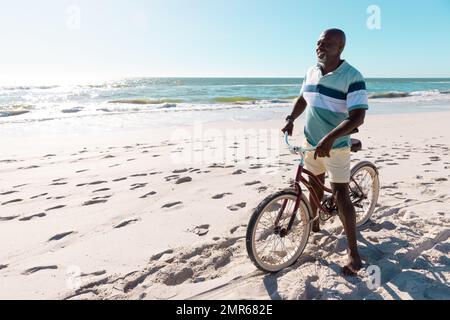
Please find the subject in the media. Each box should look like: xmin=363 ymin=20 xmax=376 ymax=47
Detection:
xmin=309 ymin=174 xmax=325 ymax=233
xmin=331 ymin=183 xmax=363 ymax=276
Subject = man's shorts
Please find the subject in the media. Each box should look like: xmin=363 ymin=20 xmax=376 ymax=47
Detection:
xmin=303 ymin=140 xmax=351 ymax=184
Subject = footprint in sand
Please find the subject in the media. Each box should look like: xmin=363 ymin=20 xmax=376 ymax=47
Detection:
xmin=140 ymin=191 xmax=157 ymax=199
xmin=0 ymin=215 xmax=19 ymax=222
xmin=103 ymin=155 xmax=115 ymax=159
xmin=189 ymin=224 xmax=210 ymax=236
xmin=31 ymin=193 xmax=48 ymax=199
xmin=173 ymin=169 xmax=190 ymax=174
xmin=19 ymin=213 xmax=46 ymax=221
xmin=22 ymin=265 xmax=58 ymax=275
xmin=82 ymin=199 xmax=108 ymax=206
xmin=227 ymin=203 xmax=247 ymax=211
xmin=89 ymin=181 xmax=108 ymax=186
xmin=208 ymin=164 xmax=225 ymax=169
xmin=230 ymin=225 xmax=247 ymax=235
xmin=150 ymin=249 xmax=175 ymax=261
xmin=81 ymin=270 xmax=107 ymax=277
xmin=0 ymin=159 xmax=17 ymax=163
xmin=232 ymin=169 xmax=246 ymax=175
xmin=162 ymin=201 xmax=183 ymax=209
xmin=93 ymin=188 xmax=110 ymax=193
xmin=114 ymin=219 xmax=140 ymax=229
xmin=257 ymin=186 xmax=268 ymax=193
xmin=18 ymin=165 xmax=40 ymax=170
xmin=165 ymin=175 xmax=180 ymax=182
xmin=212 ymin=193 xmax=233 ymax=200
xmin=175 ymin=177 xmax=192 ymax=184
xmin=48 ymin=231 xmax=75 ymax=241
xmin=1 ymin=199 xmax=23 ymax=206
xmin=46 ymin=205 xmax=66 ymax=212
xmin=93 ymin=195 xmax=112 ymax=200
xmin=0 ymin=191 xmax=18 ymax=196
xmin=113 ymin=177 xmax=127 ymax=182
xmin=380 ymin=184 xmax=398 ymax=190
xmin=130 ymin=174 xmax=148 ymax=178
xmin=50 ymin=182 xmax=68 ymax=186
xmin=0 ymin=264 xmax=8 ymax=270
xmin=245 ymin=181 xmax=261 ymax=186
xmin=130 ymin=183 xmax=147 ymax=191
xmin=77 ymin=181 xmax=108 ymax=187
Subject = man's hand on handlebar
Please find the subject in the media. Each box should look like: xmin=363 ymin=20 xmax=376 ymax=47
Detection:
xmin=282 ymin=117 xmax=294 ymax=136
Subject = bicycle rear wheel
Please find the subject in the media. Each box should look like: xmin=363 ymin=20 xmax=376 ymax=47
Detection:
xmin=350 ymin=161 xmax=380 ymax=227
xmin=246 ymin=189 xmax=312 ymax=273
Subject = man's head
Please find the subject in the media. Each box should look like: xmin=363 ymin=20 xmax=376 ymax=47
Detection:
xmin=316 ymin=29 xmax=346 ymax=64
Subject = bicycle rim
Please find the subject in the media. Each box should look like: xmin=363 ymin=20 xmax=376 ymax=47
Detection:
xmin=350 ymin=163 xmax=380 ymax=227
xmin=248 ymin=192 xmax=311 ymax=273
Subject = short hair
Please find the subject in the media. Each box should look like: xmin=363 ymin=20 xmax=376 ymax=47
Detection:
xmin=323 ymin=28 xmax=347 ymax=47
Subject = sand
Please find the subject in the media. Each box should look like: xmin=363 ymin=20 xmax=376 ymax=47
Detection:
xmin=0 ymin=111 xmax=449 ymax=300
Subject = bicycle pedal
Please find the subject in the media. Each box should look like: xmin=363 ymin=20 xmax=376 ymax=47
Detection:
xmin=319 ymin=210 xmax=337 ymax=222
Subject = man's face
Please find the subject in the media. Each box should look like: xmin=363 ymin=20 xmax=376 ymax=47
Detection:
xmin=316 ymin=32 xmax=342 ymax=63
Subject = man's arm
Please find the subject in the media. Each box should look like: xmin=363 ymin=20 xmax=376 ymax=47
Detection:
xmin=314 ymin=109 xmax=366 ymax=159
xmin=281 ymin=96 xmax=307 ymax=136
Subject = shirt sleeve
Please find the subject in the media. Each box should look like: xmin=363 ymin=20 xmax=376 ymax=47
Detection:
xmin=299 ymin=73 xmax=307 ymax=96
xmin=347 ymin=73 xmax=369 ymax=112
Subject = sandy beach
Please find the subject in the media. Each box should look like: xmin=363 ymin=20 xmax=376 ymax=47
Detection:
xmin=0 ymin=110 xmax=449 ymax=300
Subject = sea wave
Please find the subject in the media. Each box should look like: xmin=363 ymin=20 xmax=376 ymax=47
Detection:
xmin=61 ymin=107 xmax=84 ymax=113
xmin=212 ymin=97 xmax=259 ymax=103
xmin=0 ymin=110 xmax=31 ymax=117
xmin=368 ymin=90 xmax=450 ymax=99
xmin=1 ymin=85 xmax=59 ymax=91
xmin=108 ymin=98 xmax=184 ymax=105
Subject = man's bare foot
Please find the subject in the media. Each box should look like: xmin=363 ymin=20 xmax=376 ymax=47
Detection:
xmin=342 ymin=252 xmax=363 ymax=276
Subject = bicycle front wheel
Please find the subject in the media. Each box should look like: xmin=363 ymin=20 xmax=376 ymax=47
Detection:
xmin=350 ymin=161 xmax=380 ymax=228
xmin=246 ymin=189 xmax=312 ymax=273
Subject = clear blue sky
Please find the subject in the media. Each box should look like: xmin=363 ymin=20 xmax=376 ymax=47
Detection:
xmin=1 ymin=0 xmax=449 ymax=83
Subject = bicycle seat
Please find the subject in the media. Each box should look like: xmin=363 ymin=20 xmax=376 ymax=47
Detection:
xmin=351 ymin=139 xmax=362 ymax=153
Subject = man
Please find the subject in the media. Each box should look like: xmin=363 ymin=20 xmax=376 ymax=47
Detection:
xmin=282 ymin=29 xmax=368 ymax=276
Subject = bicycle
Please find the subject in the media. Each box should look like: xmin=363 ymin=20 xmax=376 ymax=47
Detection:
xmin=246 ymin=132 xmax=380 ymax=273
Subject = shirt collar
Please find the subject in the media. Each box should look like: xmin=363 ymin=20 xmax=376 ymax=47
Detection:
xmin=316 ymin=60 xmax=348 ymax=75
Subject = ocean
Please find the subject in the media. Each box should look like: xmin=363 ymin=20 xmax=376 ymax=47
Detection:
xmin=1 ymin=78 xmax=450 ymax=135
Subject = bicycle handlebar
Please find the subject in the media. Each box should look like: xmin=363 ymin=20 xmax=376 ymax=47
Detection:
xmin=284 ymin=132 xmax=316 ymax=154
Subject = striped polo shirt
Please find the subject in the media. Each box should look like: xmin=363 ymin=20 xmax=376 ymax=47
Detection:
xmin=300 ymin=61 xmax=369 ymax=149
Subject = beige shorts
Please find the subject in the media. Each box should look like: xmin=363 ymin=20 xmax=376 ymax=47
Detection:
xmin=303 ymin=140 xmax=351 ymax=184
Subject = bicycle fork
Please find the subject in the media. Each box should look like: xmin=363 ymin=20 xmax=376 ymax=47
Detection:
xmin=273 ymin=166 xmax=306 ymax=237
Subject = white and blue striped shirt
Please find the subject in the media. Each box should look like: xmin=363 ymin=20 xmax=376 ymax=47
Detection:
xmin=300 ymin=61 xmax=369 ymax=149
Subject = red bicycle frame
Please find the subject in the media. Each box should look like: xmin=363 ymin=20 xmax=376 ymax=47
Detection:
xmin=274 ymin=163 xmax=334 ymax=233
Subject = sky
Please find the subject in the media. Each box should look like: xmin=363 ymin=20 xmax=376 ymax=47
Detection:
xmin=0 ymin=0 xmax=449 ymax=83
